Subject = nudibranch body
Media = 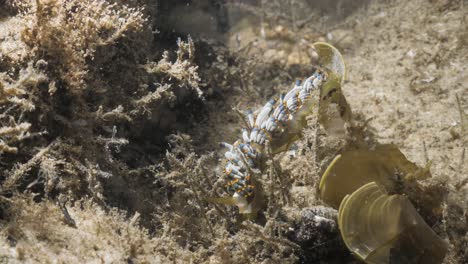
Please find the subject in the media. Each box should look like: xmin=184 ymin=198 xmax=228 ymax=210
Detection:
xmin=217 ymin=68 xmax=327 ymax=218
xmin=208 ymin=42 xmax=346 ymax=219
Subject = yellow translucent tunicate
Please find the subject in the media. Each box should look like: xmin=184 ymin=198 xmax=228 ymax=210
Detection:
xmin=338 ymin=182 xmax=447 ymax=264
xmin=312 ymin=42 xmax=352 ymax=136
xmin=319 ymin=144 xmax=420 ymax=209
xmin=312 ymin=42 xmax=346 ymax=85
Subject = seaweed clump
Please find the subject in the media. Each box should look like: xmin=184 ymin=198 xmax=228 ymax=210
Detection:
xmin=0 ymin=0 xmax=208 ymax=261
xmin=0 ymin=0 xmax=204 ymax=196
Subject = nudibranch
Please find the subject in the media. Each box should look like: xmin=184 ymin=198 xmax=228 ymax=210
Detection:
xmin=209 ymin=42 xmax=347 ymax=220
